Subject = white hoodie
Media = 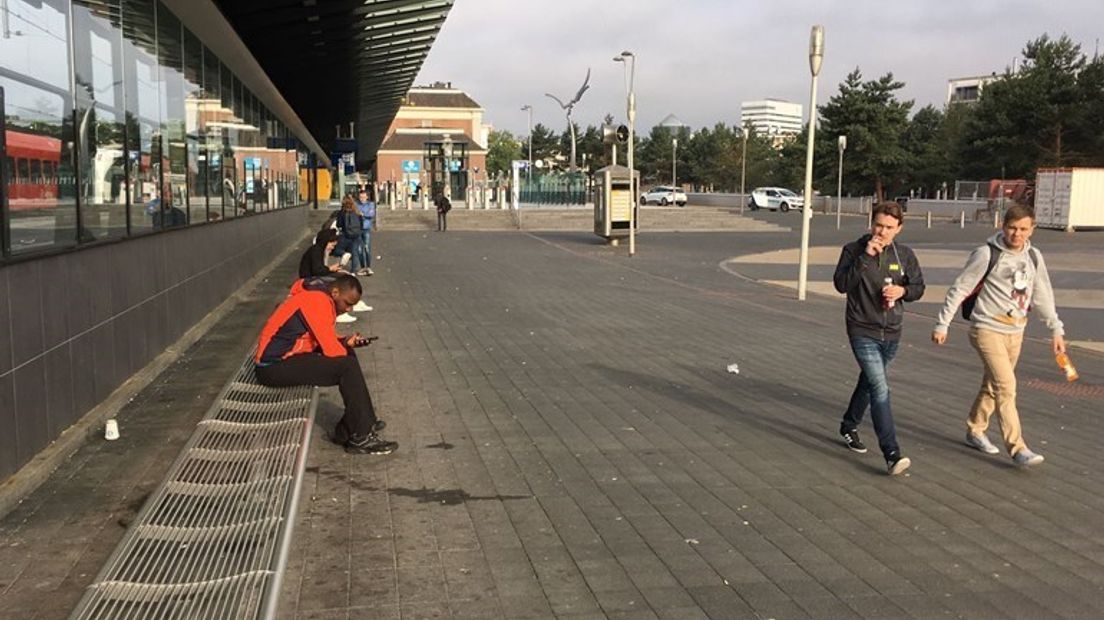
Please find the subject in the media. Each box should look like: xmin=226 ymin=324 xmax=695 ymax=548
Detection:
xmin=934 ymin=232 xmax=1064 ymax=337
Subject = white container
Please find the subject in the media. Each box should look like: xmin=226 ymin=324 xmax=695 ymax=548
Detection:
xmin=1034 ymin=167 xmax=1104 ymax=230
xmin=105 ymin=419 xmax=120 ymax=441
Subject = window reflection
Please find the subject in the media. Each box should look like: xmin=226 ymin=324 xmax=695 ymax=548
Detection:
xmin=122 ymin=0 xmax=160 ymax=236
xmin=2 ymin=0 xmax=309 ymax=259
xmin=0 ymin=0 xmax=77 ymax=254
xmin=73 ymin=0 xmax=127 ymax=241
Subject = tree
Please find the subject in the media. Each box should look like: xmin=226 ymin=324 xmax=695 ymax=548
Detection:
xmin=486 ymin=129 xmax=521 ymax=176
xmin=956 ymin=34 xmax=1104 ymax=179
xmin=529 ymin=123 xmax=560 ymax=168
xmin=903 ymin=105 xmax=951 ymax=198
xmin=816 ymin=69 xmax=913 ymax=200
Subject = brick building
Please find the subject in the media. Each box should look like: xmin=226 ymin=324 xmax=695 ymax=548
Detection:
xmin=374 ymin=83 xmax=489 ymax=203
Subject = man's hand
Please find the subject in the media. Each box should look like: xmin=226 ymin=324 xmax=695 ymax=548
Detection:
xmin=882 ymin=284 xmax=905 ymax=304
xmin=932 ymin=330 xmax=947 ymax=345
xmin=865 ymin=237 xmax=885 ymax=256
xmin=1053 ymin=335 xmax=1067 ymax=356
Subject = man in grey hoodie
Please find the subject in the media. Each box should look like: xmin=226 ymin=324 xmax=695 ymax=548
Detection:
xmin=932 ymin=204 xmax=1066 ymax=466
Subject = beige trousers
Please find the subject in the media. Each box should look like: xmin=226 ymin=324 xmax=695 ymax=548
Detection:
xmin=968 ymin=327 xmax=1028 ymax=455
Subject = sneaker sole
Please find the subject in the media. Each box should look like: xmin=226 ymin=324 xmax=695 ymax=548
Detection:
xmin=889 ymin=457 xmax=911 ymax=475
xmin=345 ymin=447 xmax=396 ymax=455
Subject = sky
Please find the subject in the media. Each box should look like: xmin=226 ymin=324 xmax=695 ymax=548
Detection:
xmin=414 ymin=0 xmax=1104 ymax=136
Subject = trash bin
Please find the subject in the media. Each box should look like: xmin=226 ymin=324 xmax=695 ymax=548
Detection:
xmin=894 ymin=196 xmax=909 ymax=213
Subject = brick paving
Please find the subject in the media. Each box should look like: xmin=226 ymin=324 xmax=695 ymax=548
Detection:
xmin=279 ymin=226 xmax=1104 ymax=619
xmin=1 ymin=219 xmax=1102 ymax=619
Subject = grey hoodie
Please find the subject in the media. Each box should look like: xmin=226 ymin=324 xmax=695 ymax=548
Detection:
xmin=934 ymin=232 xmax=1064 ymax=336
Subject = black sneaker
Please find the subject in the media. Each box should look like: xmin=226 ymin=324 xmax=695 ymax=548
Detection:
xmin=345 ymin=432 xmax=398 ymax=455
xmin=331 ymin=420 xmax=386 ymax=446
xmin=841 ymin=429 xmax=867 ymax=453
xmin=887 ymin=455 xmax=911 ymax=476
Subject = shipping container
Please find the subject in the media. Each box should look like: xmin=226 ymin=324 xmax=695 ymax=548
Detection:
xmin=1034 ymin=168 xmax=1104 ymax=230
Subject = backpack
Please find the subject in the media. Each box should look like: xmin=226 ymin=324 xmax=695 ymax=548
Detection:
xmin=960 ymin=243 xmax=1040 ymax=320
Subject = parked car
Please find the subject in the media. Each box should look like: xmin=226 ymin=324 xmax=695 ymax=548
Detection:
xmin=748 ymin=187 xmax=803 ymax=212
xmin=640 ymin=185 xmax=688 ymax=206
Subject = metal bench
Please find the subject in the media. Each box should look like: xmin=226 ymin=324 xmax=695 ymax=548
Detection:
xmin=71 ymin=354 xmax=317 ymax=620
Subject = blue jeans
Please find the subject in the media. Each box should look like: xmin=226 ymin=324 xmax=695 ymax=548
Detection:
xmin=360 ymin=227 xmax=372 ymax=268
xmin=347 ymin=237 xmax=365 ymax=272
xmin=841 ymin=337 xmax=900 ymax=459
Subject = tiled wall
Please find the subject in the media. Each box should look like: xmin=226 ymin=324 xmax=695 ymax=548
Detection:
xmin=0 ymin=206 xmax=307 ymax=480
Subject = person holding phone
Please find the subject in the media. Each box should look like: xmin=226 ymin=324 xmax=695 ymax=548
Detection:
xmin=254 ymin=274 xmax=396 ymax=454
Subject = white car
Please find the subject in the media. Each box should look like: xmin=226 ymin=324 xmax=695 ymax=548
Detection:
xmin=640 ymin=185 xmax=688 ymax=206
xmin=749 ymin=187 xmax=803 ymax=212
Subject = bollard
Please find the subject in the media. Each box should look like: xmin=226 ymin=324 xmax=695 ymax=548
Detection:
xmin=927 ymin=210 xmax=932 ymax=229
xmin=994 ymin=210 xmax=1000 ymax=229
xmin=960 ymin=210 xmax=965 ymax=229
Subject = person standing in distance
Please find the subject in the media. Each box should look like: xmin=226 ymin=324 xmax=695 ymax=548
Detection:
xmin=833 ymin=201 xmax=925 ymax=475
xmin=931 ymin=204 xmax=1064 ymax=467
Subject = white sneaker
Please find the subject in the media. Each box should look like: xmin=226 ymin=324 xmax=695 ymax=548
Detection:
xmin=335 ymin=312 xmax=357 ymax=323
xmin=352 ymin=301 xmax=373 ymax=312
xmin=1012 ymin=449 xmax=1044 ymax=466
xmin=965 ymin=433 xmax=1000 ymax=455
xmin=339 ymin=252 xmax=352 ymax=267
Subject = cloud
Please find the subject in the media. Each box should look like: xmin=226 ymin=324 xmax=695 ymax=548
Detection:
xmin=416 ymin=0 xmax=1104 ymax=135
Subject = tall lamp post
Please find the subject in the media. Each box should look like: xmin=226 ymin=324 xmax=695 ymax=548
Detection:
xmin=441 ymin=133 xmax=453 ymax=200
xmin=614 ymin=50 xmax=636 ymax=256
xmin=797 ymin=25 xmax=824 ymax=302
xmin=836 ymin=134 xmax=846 ymax=229
xmin=671 ymin=137 xmax=678 ymax=187
xmin=521 ymin=104 xmax=533 ymax=181
xmin=740 ymin=126 xmax=748 ymax=214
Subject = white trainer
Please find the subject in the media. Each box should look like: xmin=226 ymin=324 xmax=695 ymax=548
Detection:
xmin=965 ymin=433 xmax=1000 ymax=455
xmin=335 ymin=312 xmax=357 ymax=323
xmin=352 ymin=301 xmax=373 ymax=312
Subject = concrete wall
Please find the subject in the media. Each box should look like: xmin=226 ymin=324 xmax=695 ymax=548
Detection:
xmin=0 ymin=206 xmax=307 ymax=481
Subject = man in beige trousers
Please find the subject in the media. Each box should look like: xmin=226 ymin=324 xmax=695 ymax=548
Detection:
xmin=932 ymin=204 xmax=1066 ymax=467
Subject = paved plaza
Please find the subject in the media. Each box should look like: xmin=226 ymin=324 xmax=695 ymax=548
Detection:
xmin=1 ymin=215 xmax=1102 ymax=619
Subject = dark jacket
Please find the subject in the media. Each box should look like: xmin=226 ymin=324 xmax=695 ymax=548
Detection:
xmin=832 ymin=234 xmax=925 ymax=341
xmin=298 ymin=243 xmax=330 ymax=278
xmin=338 ymin=210 xmax=363 ymax=238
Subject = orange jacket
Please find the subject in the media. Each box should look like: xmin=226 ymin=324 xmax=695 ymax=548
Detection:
xmin=256 ymin=279 xmax=347 ymax=364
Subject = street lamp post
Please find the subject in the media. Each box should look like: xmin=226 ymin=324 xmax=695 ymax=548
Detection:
xmin=740 ymin=126 xmax=748 ymax=214
xmin=521 ymin=104 xmax=533 ymax=181
xmin=672 ymin=137 xmax=678 ymax=188
xmin=797 ymin=25 xmax=824 ymax=302
xmin=441 ymin=133 xmax=452 ymax=201
xmin=836 ymin=134 xmax=846 ymax=230
xmin=615 ymin=51 xmax=636 ymax=256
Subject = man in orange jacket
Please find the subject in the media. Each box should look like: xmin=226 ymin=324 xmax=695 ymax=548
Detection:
xmin=255 ymin=273 xmax=396 ymax=454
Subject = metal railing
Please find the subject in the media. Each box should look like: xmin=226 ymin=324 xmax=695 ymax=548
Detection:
xmin=71 ymin=355 xmax=317 ymax=620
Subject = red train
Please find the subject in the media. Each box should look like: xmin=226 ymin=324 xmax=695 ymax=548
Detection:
xmin=4 ymin=129 xmax=61 ymax=210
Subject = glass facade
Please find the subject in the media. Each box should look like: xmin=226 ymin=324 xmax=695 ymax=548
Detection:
xmin=0 ymin=0 xmax=308 ymax=259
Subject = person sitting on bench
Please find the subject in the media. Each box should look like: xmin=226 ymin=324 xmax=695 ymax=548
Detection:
xmin=254 ymin=273 xmax=396 ymax=454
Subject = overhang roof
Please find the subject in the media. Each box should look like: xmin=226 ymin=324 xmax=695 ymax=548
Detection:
xmin=213 ymin=0 xmax=455 ymax=167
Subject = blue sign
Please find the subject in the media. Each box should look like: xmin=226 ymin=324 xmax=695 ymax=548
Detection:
xmin=402 ymin=159 xmax=421 ymax=173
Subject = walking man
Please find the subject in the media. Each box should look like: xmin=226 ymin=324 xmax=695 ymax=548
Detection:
xmin=255 ymin=274 xmax=396 ymax=454
xmin=833 ymin=201 xmax=925 ymax=475
xmin=932 ymin=204 xmax=1065 ymax=466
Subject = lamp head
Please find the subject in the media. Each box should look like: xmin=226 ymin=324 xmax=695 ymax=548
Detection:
xmin=809 ymin=25 xmax=825 ymax=76
xmin=838 ymin=135 xmax=847 ymax=151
